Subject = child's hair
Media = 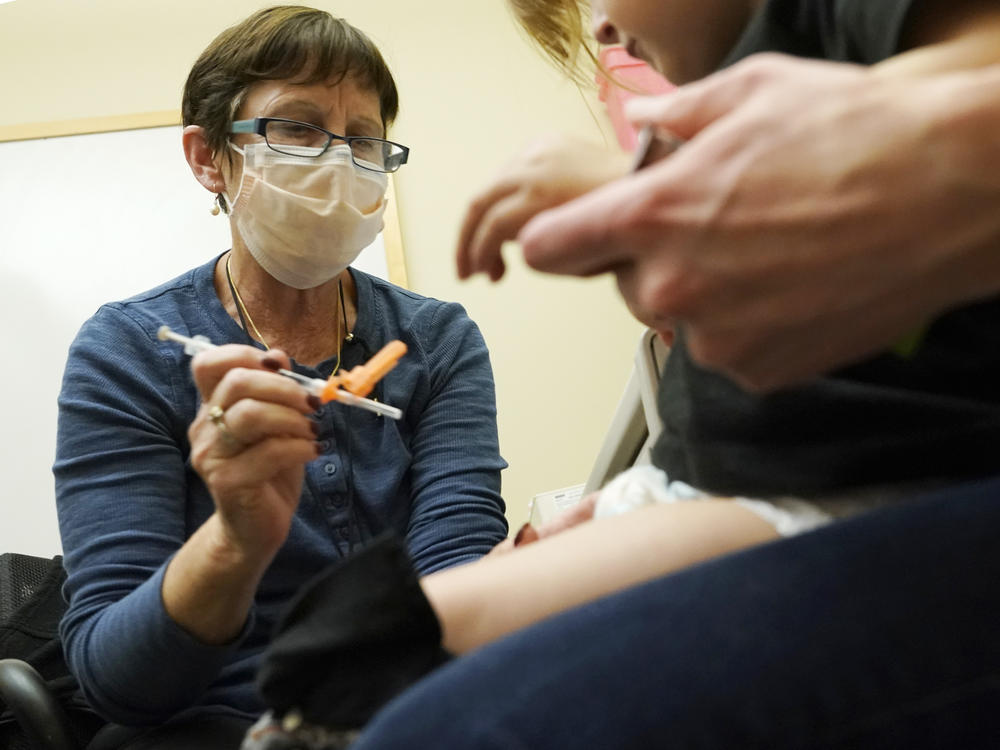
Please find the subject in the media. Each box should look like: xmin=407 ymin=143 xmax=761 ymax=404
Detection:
xmin=506 ymin=0 xmax=597 ymax=83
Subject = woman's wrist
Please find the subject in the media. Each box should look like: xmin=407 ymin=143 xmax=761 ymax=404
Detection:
xmin=162 ymin=514 xmax=275 ymax=645
xmin=203 ymin=511 xmax=283 ymax=574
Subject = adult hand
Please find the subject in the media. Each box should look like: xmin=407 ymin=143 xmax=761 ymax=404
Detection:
xmin=189 ymin=345 xmax=319 ymax=562
xmin=519 ymin=54 xmax=1000 ymax=390
xmin=457 ymin=135 xmax=631 ymax=281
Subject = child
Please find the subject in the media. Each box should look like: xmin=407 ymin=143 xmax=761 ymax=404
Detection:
xmin=258 ymin=2 xmax=1000 ymax=743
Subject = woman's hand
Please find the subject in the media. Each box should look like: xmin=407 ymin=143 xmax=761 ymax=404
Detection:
xmin=188 ymin=345 xmax=320 ymax=563
xmin=456 ymin=135 xmax=631 ymax=281
xmin=162 ymin=345 xmax=319 ymax=644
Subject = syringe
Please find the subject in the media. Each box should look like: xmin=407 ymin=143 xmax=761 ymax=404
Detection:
xmin=157 ymin=325 xmax=403 ymax=420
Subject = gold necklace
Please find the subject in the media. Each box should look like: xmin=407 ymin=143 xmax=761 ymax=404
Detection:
xmin=225 ymin=254 xmax=348 ymax=374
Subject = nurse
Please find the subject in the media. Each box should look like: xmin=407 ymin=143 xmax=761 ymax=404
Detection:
xmin=53 ymin=6 xmax=507 ymax=749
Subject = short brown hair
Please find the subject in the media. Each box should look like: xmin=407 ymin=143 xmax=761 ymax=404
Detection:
xmin=182 ymin=5 xmax=399 ymax=156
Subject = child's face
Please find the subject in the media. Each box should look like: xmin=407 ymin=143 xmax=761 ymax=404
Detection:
xmin=591 ymin=0 xmax=758 ymax=83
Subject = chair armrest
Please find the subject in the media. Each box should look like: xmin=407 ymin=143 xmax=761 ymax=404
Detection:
xmin=0 ymin=658 xmax=77 ymax=750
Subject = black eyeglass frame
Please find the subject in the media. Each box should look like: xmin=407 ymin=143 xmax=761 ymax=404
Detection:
xmin=230 ymin=117 xmax=409 ymax=173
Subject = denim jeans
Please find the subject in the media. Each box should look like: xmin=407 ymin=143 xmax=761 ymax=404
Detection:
xmin=352 ymin=477 xmax=1000 ymax=749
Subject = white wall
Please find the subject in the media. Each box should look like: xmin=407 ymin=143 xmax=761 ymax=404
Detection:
xmin=0 ymin=1 xmax=644 ymax=555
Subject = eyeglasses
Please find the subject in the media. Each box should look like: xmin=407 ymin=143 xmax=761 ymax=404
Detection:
xmin=230 ymin=117 xmax=409 ymax=173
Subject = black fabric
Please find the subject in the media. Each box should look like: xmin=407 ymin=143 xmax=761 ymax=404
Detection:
xmin=654 ymin=0 xmax=1000 ymax=498
xmin=0 ymin=553 xmax=105 ymax=749
xmin=721 ymin=0 xmax=920 ymax=67
xmin=88 ymin=714 xmax=252 ymax=750
xmin=257 ymin=534 xmax=450 ymax=730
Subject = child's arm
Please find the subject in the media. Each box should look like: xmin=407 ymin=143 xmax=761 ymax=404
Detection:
xmin=876 ymin=2 xmax=1000 ymax=77
xmin=422 ymin=500 xmax=777 ymax=654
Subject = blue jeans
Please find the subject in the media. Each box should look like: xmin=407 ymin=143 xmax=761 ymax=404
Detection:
xmin=352 ymin=477 xmax=1000 ymax=749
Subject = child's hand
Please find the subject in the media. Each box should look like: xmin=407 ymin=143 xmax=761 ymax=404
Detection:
xmin=456 ymin=135 xmax=631 ymax=281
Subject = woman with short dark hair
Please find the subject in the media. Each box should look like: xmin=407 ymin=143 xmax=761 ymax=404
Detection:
xmin=54 ymin=7 xmax=508 ymax=748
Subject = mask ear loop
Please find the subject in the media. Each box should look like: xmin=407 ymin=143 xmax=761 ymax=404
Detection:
xmin=221 ymin=141 xmax=248 ymax=214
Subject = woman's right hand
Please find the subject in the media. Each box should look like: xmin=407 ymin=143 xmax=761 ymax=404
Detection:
xmin=456 ymin=135 xmax=631 ymax=281
xmin=188 ymin=345 xmax=320 ymax=564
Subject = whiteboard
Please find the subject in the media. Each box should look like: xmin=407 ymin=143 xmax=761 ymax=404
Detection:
xmin=0 ymin=126 xmax=394 ymax=555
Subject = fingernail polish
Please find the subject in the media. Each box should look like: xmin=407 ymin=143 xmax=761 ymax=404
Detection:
xmin=307 ymin=395 xmax=322 ymax=411
xmin=261 ymin=357 xmax=282 ymax=371
xmin=309 ymin=420 xmax=320 ymax=436
xmin=314 ymin=441 xmax=323 ymax=456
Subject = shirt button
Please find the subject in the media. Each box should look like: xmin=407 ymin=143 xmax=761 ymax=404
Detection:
xmin=319 ymin=439 xmax=332 ymax=452
xmin=324 ymin=463 xmax=337 ymax=475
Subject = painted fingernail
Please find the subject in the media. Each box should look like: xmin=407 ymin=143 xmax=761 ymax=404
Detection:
xmin=309 ymin=420 xmax=320 ymax=436
xmin=513 ymin=523 xmax=533 ymax=547
xmin=261 ymin=357 xmax=282 ymax=371
xmin=307 ymin=395 xmax=322 ymax=411
xmin=314 ymin=441 xmax=323 ymax=456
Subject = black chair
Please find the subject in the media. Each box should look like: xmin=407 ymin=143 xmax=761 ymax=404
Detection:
xmin=0 ymin=553 xmax=104 ymax=750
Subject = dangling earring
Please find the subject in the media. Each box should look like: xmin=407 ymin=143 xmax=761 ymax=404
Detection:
xmin=210 ymin=197 xmax=221 ymax=216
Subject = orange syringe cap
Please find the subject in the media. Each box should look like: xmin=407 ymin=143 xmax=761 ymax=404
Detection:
xmin=321 ymin=339 xmax=408 ymax=403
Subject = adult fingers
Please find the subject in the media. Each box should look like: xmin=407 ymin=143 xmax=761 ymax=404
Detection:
xmin=193 ymin=349 xmax=315 ymax=417
xmin=189 ymin=395 xmax=317 ymax=467
xmin=519 ymin=168 xmax=665 ymax=277
xmin=209 ymin=398 xmax=317 ymax=447
xmin=625 ymin=53 xmax=839 ymax=140
xmin=189 ymin=344 xmax=292 ymax=403
xmin=624 ymin=75 xmax=745 ymax=140
xmin=199 ymin=436 xmax=317 ymax=494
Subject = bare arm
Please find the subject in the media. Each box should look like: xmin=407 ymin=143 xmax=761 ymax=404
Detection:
xmin=422 ymin=501 xmax=777 ymax=654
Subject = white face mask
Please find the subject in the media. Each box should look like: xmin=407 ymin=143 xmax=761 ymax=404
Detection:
xmin=224 ymin=143 xmax=388 ymax=289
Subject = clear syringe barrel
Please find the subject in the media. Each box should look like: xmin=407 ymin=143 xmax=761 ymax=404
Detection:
xmin=157 ymin=326 xmax=402 ymax=420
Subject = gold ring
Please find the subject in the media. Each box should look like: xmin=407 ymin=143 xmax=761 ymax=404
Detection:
xmin=208 ymin=404 xmax=240 ymax=445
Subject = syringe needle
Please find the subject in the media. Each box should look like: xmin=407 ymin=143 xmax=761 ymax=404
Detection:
xmin=330 ymin=389 xmax=403 ymax=420
xmin=157 ymin=325 xmax=402 ymax=420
